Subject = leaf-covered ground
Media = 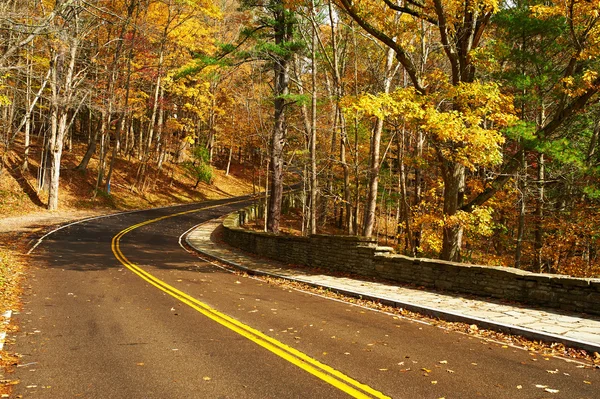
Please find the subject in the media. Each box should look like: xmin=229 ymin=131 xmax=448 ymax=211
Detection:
xmin=0 ymin=238 xmax=24 ymax=397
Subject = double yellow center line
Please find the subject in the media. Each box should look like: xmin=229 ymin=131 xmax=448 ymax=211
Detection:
xmin=111 ymin=203 xmax=390 ymax=399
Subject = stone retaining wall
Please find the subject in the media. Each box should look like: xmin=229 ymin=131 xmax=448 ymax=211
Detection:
xmin=222 ymin=202 xmax=600 ymax=316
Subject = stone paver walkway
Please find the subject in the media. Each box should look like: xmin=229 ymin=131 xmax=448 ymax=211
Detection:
xmin=187 ymin=219 xmax=600 ymax=353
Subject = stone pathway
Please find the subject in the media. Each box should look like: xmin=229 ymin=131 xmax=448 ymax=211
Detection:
xmin=187 ymin=219 xmax=600 ymax=353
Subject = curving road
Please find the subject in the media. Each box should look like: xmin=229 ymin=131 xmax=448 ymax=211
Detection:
xmin=8 ymin=197 xmax=599 ymax=398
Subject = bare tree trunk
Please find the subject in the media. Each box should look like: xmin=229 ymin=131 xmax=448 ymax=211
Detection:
xmin=11 ymin=66 xmax=50 ymax=148
xmin=340 ymin=114 xmax=352 ymax=234
xmin=264 ymin=157 xmax=269 ymax=232
xmin=363 ymin=47 xmax=396 ymax=236
xmin=47 ymin=26 xmax=80 ymax=210
xmin=146 ymin=44 xmax=164 ymax=156
xmin=155 ymin=86 xmax=165 ymax=169
xmin=105 ymin=116 xmax=124 ymax=194
xmin=587 ymin=117 xmax=600 ymax=166
xmin=515 ymin=148 xmax=527 ymax=268
xmin=206 ymin=96 xmax=216 ymax=164
xmin=309 ymin=2 xmax=318 ymax=235
xmin=398 ymin=125 xmax=414 ymax=255
xmin=323 ymin=0 xmax=352 ymax=234
xmin=226 ymin=146 xmax=233 ymax=176
xmin=410 ymin=128 xmax=424 ymax=251
xmin=534 ymin=153 xmax=545 ymax=272
xmin=22 ymin=48 xmax=33 ymax=171
xmin=76 ymin=109 xmax=98 ymax=171
xmin=94 ymin=112 xmax=109 ymax=194
xmin=105 ymin=0 xmax=138 ymax=192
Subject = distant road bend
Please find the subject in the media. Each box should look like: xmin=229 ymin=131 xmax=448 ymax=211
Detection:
xmin=8 ymin=197 xmax=599 ymax=398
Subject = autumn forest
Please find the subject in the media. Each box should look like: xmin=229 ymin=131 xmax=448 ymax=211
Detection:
xmin=1 ymin=0 xmax=600 ymax=277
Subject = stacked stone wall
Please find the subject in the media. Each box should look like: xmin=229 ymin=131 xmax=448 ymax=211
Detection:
xmin=221 ymin=203 xmax=600 ymax=316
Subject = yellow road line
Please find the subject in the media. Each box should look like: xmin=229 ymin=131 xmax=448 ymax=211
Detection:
xmin=111 ymin=203 xmax=390 ymax=399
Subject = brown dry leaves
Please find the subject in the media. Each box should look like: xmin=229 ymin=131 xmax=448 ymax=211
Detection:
xmin=0 ymin=242 xmax=24 ymax=315
xmin=0 ymin=241 xmax=25 ymax=398
xmin=0 ymin=351 xmax=19 ymax=397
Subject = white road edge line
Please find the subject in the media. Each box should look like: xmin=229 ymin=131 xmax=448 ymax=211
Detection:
xmin=27 ymin=201 xmax=213 ymax=255
xmin=0 ymin=310 xmax=12 ymax=350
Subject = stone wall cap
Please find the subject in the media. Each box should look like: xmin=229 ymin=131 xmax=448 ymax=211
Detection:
xmin=310 ymin=234 xmax=376 ymax=242
xmin=375 ymin=246 xmax=395 ymax=252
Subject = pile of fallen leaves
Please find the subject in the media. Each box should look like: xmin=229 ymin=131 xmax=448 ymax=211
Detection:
xmin=0 ymin=242 xmax=23 ymax=398
xmin=0 ymin=244 xmax=22 ymax=315
xmin=0 ymin=350 xmax=18 ymax=397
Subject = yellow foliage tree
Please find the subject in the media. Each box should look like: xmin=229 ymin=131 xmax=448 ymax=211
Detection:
xmin=338 ymin=0 xmax=600 ymax=261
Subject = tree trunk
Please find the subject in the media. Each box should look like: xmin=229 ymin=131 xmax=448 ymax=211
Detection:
xmin=94 ymin=113 xmax=109 ymax=194
xmin=534 ymin=153 xmax=545 ymax=272
xmin=206 ymin=98 xmax=216 ymax=164
xmin=105 ymin=116 xmax=124 ymax=193
xmin=440 ymin=161 xmax=466 ymax=261
xmin=266 ymin=3 xmax=291 ymax=234
xmin=587 ymin=117 xmax=600 ymax=167
xmin=146 ymin=39 xmax=165 ymax=156
xmin=514 ymin=148 xmax=527 ymax=268
xmin=22 ymin=50 xmax=32 ymax=171
xmin=362 ymin=47 xmax=396 ymax=237
xmin=226 ymin=146 xmax=233 ymax=176
xmin=398 ymin=125 xmax=414 ymax=255
xmin=309 ymin=3 xmax=318 ymax=235
xmin=326 ymin=0 xmax=352 ymax=234
xmin=76 ymin=111 xmax=99 ymax=171
xmin=48 ymin=28 xmax=79 ymax=210
xmin=105 ymin=0 xmax=138 ymax=191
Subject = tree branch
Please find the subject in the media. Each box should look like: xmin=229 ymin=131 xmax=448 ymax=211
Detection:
xmin=462 ymin=78 xmax=600 ymax=211
xmin=381 ymin=0 xmax=437 ymax=25
xmin=336 ymin=0 xmax=425 ymax=93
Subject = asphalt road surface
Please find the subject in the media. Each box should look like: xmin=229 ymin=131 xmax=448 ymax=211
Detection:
xmin=7 ymin=198 xmax=599 ymax=398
